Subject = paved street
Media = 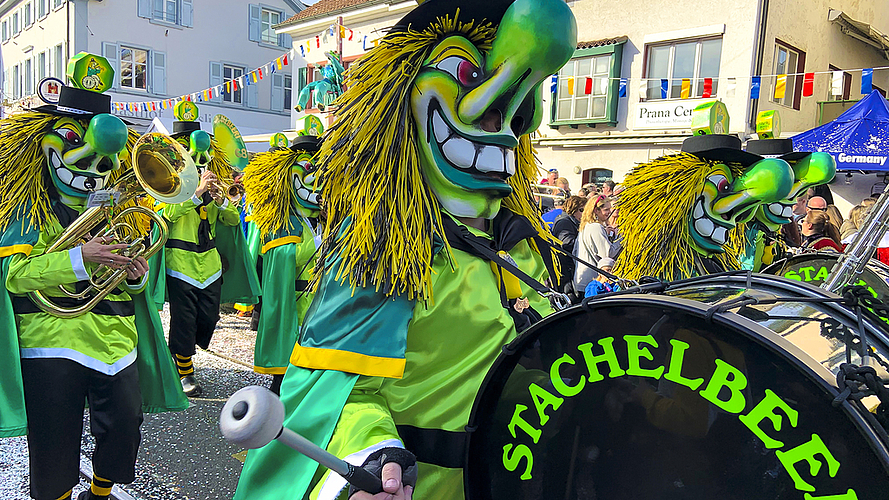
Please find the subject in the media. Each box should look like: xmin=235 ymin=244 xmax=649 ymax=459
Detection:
xmin=1 ymin=307 xmax=271 ymax=500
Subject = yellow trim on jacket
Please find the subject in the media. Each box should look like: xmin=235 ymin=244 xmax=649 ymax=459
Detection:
xmin=289 ymin=343 xmax=406 ymax=379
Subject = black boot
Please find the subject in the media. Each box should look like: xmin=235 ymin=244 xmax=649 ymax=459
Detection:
xmin=78 ymin=490 xmax=109 ymax=500
xmin=180 ymin=375 xmax=203 ymax=397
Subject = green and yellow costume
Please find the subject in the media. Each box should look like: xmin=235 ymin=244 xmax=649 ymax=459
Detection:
xmin=0 ymin=61 xmax=186 ymax=500
xmin=235 ymin=0 xmax=577 ymax=498
xmin=244 ymin=135 xmax=323 ymax=376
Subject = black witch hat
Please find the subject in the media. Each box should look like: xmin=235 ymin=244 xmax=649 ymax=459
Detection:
xmin=681 ymin=134 xmax=764 ymax=167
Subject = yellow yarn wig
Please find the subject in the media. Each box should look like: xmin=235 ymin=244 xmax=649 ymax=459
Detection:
xmin=613 ymin=153 xmax=747 ymax=281
xmin=244 ymin=148 xmax=305 ymax=240
xmin=317 ymin=14 xmax=555 ymax=301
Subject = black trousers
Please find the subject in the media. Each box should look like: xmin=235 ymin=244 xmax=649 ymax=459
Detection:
xmin=167 ymin=275 xmax=223 ymax=357
xmin=21 ymin=358 xmax=143 ymax=500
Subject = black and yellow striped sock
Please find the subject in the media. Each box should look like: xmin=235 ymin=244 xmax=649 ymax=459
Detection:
xmin=54 ymin=489 xmax=72 ymax=500
xmin=175 ymin=354 xmax=194 ymax=378
xmin=89 ymin=474 xmax=113 ymax=498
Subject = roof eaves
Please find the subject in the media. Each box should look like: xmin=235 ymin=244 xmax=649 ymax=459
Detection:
xmin=275 ymin=0 xmax=391 ymax=29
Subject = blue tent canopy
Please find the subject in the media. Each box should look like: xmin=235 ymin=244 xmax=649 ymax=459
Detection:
xmin=791 ymin=90 xmax=889 ymax=171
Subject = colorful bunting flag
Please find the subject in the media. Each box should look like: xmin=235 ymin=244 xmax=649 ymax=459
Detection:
xmin=750 ymin=76 xmax=761 ymax=99
xmin=276 ymin=57 xmax=283 ymax=70
xmin=774 ymin=74 xmax=787 ymax=99
xmin=584 ymin=77 xmax=593 ymax=95
xmin=660 ymin=79 xmax=668 ymax=99
xmin=258 ymin=67 xmax=263 ymax=80
xmin=567 ymin=77 xmax=575 ymax=95
xmin=348 ymin=29 xmax=353 ymax=41
xmin=680 ymin=78 xmax=691 ymax=99
xmin=803 ymin=72 xmax=814 ymax=97
xmin=702 ymin=78 xmax=713 ymax=98
xmin=315 ymin=36 xmax=320 ymax=48
xmin=618 ymin=78 xmax=627 ymax=98
xmin=300 ymin=45 xmax=305 ymax=57
xmin=282 ymin=53 xmax=288 ymax=66
xmin=831 ymin=70 xmax=843 ymax=96
xmin=550 ymin=75 xmax=557 ymax=93
xmin=862 ymin=68 xmax=873 ymax=94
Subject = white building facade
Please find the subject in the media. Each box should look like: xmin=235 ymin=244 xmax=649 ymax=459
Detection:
xmin=0 ymin=0 xmax=304 ymax=142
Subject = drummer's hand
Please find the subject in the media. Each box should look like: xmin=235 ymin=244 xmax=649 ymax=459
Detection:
xmin=349 ymin=462 xmax=413 ymax=500
xmin=81 ymin=234 xmax=132 ymax=268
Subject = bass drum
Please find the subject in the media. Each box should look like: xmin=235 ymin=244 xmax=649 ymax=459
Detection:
xmin=465 ymin=272 xmax=889 ymax=500
xmin=762 ymin=252 xmax=889 ymax=302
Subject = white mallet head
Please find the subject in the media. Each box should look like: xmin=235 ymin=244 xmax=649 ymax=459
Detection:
xmin=220 ymin=386 xmax=285 ymax=449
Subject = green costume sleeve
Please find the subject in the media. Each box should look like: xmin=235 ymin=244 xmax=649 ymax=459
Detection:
xmin=6 ymin=247 xmax=80 ymax=294
xmin=215 ymin=199 xmax=241 ymax=226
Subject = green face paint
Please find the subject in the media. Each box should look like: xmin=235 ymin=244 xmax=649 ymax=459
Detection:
xmin=688 ymin=158 xmax=794 ymax=255
xmin=409 ymin=0 xmax=577 ymax=219
xmin=291 ymin=151 xmax=321 ymax=218
xmin=41 ymin=114 xmax=128 ymax=199
xmin=754 ymin=152 xmax=836 ymax=231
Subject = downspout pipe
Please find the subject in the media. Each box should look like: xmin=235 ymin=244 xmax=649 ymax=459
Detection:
xmin=747 ymin=0 xmax=770 ymax=137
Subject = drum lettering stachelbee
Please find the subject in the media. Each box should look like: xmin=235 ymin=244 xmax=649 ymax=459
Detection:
xmin=465 ymin=272 xmax=889 ymax=499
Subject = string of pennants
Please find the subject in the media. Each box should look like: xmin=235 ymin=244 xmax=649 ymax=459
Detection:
xmin=551 ymin=65 xmax=889 ymax=100
xmin=114 ymin=22 xmax=381 ymax=112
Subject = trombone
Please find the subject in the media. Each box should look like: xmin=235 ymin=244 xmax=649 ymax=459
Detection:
xmin=28 ymin=133 xmax=200 ymax=318
xmin=532 ymin=183 xmax=565 ymax=199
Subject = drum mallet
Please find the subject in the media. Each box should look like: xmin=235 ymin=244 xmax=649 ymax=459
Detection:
xmin=220 ymin=385 xmax=383 ymax=494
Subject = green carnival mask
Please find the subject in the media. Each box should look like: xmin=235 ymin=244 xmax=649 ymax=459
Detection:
xmin=291 ymin=150 xmax=321 ymax=218
xmin=754 ymin=152 xmax=836 ymax=231
xmin=410 ymin=0 xmax=576 ymax=219
xmin=42 ymin=113 xmax=128 ymax=199
xmin=689 ymin=158 xmax=794 ymax=255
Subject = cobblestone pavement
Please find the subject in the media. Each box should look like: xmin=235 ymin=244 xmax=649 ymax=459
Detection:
xmin=1 ymin=305 xmax=270 ymax=500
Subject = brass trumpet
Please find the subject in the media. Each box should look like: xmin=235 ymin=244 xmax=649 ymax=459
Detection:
xmin=28 ymin=133 xmax=199 ymax=318
xmin=210 ymin=179 xmax=246 ymax=202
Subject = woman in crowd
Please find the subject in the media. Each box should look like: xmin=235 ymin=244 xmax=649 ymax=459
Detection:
xmin=551 ymin=196 xmax=588 ymax=294
xmin=801 ymin=211 xmax=844 ymax=252
xmin=574 ymin=194 xmax=621 ymax=293
xmin=840 ymin=204 xmax=866 ymax=240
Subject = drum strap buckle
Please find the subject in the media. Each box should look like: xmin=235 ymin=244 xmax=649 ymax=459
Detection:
xmin=544 ymin=291 xmax=572 ymax=311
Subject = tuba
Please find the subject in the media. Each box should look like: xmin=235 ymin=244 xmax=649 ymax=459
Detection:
xmin=28 ymin=133 xmax=199 ymax=318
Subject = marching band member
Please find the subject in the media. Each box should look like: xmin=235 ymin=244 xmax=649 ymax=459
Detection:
xmin=234 ymin=0 xmax=577 ymax=498
xmin=0 ymin=55 xmax=186 ymax=500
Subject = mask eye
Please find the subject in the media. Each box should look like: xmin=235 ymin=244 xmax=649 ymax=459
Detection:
xmin=708 ymin=174 xmax=730 ymax=194
xmin=298 ymin=161 xmax=315 ymax=174
xmin=435 ymin=56 xmax=483 ymax=87
xmin=56 ymin=127 xmax=82 ymax=145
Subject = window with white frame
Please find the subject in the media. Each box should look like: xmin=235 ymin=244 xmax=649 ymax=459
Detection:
xmin=223 ymin=65 xmax=243 ymax=104
xmin=12 ymin=11 xmax=19 ymax=36
xmin=137 ymin=0 xmax=193 ymax=27
xmin=24 ymin=58 xmax=32 ymax=95
xmin=284 ymin=73 xmax=292 ymax=110
xmin=52 ymin=44 xmax=63 ymax=79
xmin=120 ymin=46 xmax=148 ymax=91
xmin=153 ymin=0 xmax=177 ymax=24
xmin=260 ymin=8 xmax=280 ymax=44
xmin=37 ymin=51 xmax=46 ymax=81
xmin=12 ymin=64 xmax=20 ymax=99
xmin=2 ymin=20 xmax=7 ymax=42
xmin=24 ymin=3 xmax=32 ymax=28
xmin=644 ymin=37 xmax=722 ymax=100
xmin=37 ymin=0 xmax=46 ymax=19
xmin=555 ymin=54 xmax=612 ymax=121
xmin=772 ymin=41 xmax=804 ymax=109
xmin=52 ymin=0 xmax=63 ymax=9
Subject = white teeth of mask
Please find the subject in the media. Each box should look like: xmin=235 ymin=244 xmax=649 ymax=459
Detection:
xmin=432 ymin=111 xmax=450 ymax=143
xmin=504 ymin=150 xmax=515 ymax=175
xmin=712 ymin=226 xmax=727 ymax=245
xmin=441 ymin=136 xmax=475 ymax=169
xmin=56 ymin=168 xmax=74 ymax=185
xmin=475 ymin=145 xmax=503 ymax=173
xmin=693 ymin=201 xmax=705 ymax=219
xmin=695 ymin=217 xmax=715 ymax=238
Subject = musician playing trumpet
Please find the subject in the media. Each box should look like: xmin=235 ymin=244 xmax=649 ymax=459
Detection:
xmin=0 ymin=56 xmax=186 ymax=500
xmin=161 ymin=102 xmax=242 ymax=397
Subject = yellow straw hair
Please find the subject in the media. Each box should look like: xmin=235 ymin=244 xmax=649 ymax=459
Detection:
xmin=317 ymin=14 xmax=554 ymax=301
xmin=613 ymin=153 xmax=746 ymax=281
xmin=244 ymin=148 xmax=304 ymax=240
